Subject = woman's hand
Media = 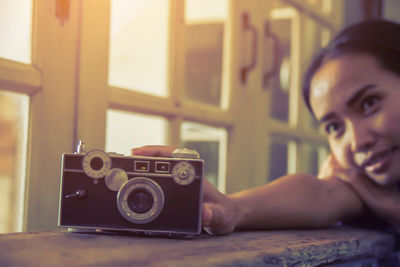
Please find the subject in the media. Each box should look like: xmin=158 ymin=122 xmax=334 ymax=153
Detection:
xmin=318 ymin=154 xmax=357 ymax=181
xmin=131 ymin=145 xmax=177 ymax=158
xmin=132 ymin=145 xmax=238 ymax=235
xmin=319 ymin=153 xmax=400 ymax=232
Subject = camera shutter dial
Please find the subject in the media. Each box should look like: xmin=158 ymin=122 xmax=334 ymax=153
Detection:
xmin=117 ymin=177 xmax=164 ymax=224
xmin=82 ymin=149 xmax=112 ymax=179
xmin=172 ymin=161 xmax=195 ymax=185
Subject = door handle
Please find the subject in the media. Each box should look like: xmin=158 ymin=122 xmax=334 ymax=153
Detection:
xmin=240 ymin=12 xmax=258 ymax=85
xmin=263 ymin=21 xmax=280 ymax=89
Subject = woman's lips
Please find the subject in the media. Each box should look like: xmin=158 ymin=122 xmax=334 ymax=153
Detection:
xmin=363 ymin=148 xmax=396 ymax=175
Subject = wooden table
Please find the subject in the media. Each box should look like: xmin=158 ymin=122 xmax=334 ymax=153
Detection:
xmin=0 ymin=226 xmax=398 ymax=266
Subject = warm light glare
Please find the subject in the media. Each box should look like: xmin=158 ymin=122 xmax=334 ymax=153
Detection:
xmin=105 ymin=109 xmax=167 ymax=156
xmin=0 ymin=0 xmax=32 ymax=63
xmin=108 ymin=0 xmax=169 ymax=97
xmin=0 ymin=90 xmax=29 ymax=233
xmin=185 ymin=0 xmax=228 ymax=23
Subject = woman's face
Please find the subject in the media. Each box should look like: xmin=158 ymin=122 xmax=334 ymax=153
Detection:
xmin=310 ymin=53 xmax=400 ymax=185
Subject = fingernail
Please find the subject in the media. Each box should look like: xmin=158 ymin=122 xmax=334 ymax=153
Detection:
xmin=203 ymin=207 xmax=212 ymax=224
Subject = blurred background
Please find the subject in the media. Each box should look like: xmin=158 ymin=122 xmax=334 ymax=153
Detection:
xmin=0 ymin=0 xmax=398 ymax=233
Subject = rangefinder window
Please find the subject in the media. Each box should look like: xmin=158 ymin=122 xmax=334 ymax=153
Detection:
xmin=155 ymin=162 xmax=171 ymax=173
xmin=134 ymin=161 xmax=150 ymax=172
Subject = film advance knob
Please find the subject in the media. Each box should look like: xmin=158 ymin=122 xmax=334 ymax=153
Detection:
xmin=171 ymin=148 xmax=199 ymax=159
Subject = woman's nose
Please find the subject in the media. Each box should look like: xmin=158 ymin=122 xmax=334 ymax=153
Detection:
xmin=347 ymin=121 xmax=376 ymax=153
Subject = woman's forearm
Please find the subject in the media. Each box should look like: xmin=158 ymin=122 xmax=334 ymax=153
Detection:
xmin=229 ymin=174 xmax=364 ymax=230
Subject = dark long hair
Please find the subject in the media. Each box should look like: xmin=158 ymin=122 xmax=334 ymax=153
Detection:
xmin=302 ymin=20 xmax=400 ymax=114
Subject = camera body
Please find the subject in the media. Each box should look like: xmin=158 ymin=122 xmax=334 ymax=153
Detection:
xmin=58 ymin=143 xmax=204 ymax=237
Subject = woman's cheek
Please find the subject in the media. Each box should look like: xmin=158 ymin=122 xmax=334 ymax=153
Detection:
xmin=378 ymin=113 xmax=400 ymax=142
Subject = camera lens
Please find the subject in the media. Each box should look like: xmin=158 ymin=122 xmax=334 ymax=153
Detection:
xmin=117 ymin=177 xmax=164 ymax=224
xmin=127 ymin=189 xmax=154 ymax=214
xmin=90 ymin=157 xmax=104 ymax=170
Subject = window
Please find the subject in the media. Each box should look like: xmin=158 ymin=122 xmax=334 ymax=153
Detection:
xmin=302 ymin=143 xmax=329 ymax=176
xmin=183 ymin=0 xmax=229 ymax=108
xmin=264 ymin=0 xmax=334 ymax=182
xmin=108 ymin=0 xmax=170 ymax=97
xmin=0 ymin=0 xmax=33 ymax=233
xmin=0 ymin=91 xmax=29 ymax=233
xmin=5 ymin=0 xmax=344 ymax=232
xmin=0 ymin=0 xmax=33 ymax=64
xmin=106 ymin=110 xmax=168 ymax=155
xmin=81 ymin=0 xmax=232 ymax=194
xmin=181 ymin=122 xmax=227 ymax=192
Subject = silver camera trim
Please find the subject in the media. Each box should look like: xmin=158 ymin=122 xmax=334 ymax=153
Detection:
xmin=117 ymin=177 xmax=165 ymax=224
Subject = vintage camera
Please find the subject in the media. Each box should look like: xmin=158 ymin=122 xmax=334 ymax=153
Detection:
xmin=58 ymin=141 xmax=204 ymax=237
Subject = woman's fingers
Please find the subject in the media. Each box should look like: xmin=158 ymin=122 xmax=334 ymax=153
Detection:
xmin=201 ymin=179 xmax=236 ymax=235
xmin=202 ymin=202 xmax=235 ymax=235
xmin=131 ymin=145 xmax=176 ymax=157
xmin=132 ymin=145 xmax=236 ymax=235
xmin=318 ymin=153 xmax=343 ymax=179
xmin=202 ymin=178 xmax=223 ymax=203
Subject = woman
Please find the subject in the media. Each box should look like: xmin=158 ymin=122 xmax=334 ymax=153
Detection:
xmin=132 ymin=20 xmax=400 ymax=235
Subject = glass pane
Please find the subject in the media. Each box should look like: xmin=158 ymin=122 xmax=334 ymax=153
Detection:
xmin=303 ymin=144 xmax=319 ymax=176
xmin=267 ymin=138 xmax=289 ymax=182
xmin=0 ymin=0 xmax=33 ymax=63
xmin=303 ymin=143 xmax=329 ymax=176
xmin=181 ymin=122 xmax=227 ymax=191
xmin=306 ymin=0 xmax=332 ymax=14
xmin=305 ymin=0 xmax=322 ymax=10
xmin=183 ymin=0 xmax=228 ymax=107
xmin=268 ymin=18 xmax=291 ymax=122
xmin=303 ymin=16 xmax=332 ymax=129
xmin=185 ymin=0 xmax=227 ymax=23
xmin=108 ymin=0 xmax=169 ymax=97
xmin=106 ymin=109 xmax=167 ymax=156
xmin=0 ymin=90 xmax=29 ymax=233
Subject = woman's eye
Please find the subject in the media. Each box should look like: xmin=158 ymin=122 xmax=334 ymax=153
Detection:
xmin=361 ymin=95 xmax=381 ymax=113
xmin=325 ymin=122 xmax=341 ymax=135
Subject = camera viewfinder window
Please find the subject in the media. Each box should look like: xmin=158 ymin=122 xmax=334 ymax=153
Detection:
xmin=106 ymin=109 xmax=167 ymax=156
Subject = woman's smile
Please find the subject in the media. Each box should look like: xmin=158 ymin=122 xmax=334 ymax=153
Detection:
xmin=359 ymin=146 xmax=398 ymax=174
